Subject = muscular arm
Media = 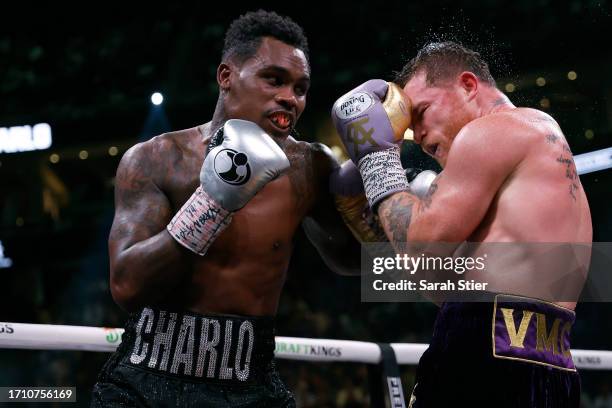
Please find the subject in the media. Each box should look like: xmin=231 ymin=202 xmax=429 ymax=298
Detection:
xmin=109 ymin=141 xmax=190 ymax=311
xmin=302 ymin=143 xmax=362 ymax=275
xmin=378 ymin=122 xmax=524 ymax=250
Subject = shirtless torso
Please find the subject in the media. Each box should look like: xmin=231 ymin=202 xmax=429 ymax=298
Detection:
xmin=108 ymin=123 xmax=340 ymax=315
xmin=382 ymin=70 xmax=592 ymax=308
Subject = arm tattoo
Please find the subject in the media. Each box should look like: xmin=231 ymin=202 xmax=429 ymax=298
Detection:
xmin=379 ymin=194 xmax=416 ymax=251
xmin=492 ymin=97 xmax=507 ymax=107
xmin=379 ymin=172 xmax=441 ymax=247
xmin=556 ymin=152 xmax=579 ymax=201
xmin=114 ymin=150 xmax=155 ymax=210
xmin=545 ymin=133 xmax=559 ymax=144
xmin=110 ymin=143 xmax=172 ymax=249
xmin=547 ymin=134 xmax=579 ymax=201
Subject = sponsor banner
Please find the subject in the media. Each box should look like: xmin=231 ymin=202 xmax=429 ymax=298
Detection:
xmin=275 ymin=341 xmax=342 ymax=358
xmin=0 ymin=123 xmax=52 ymax=153
xmin=275 ymin=337 xmax=381 ymax=363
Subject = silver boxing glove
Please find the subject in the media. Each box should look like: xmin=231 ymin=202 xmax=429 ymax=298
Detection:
xmin=201 ymin=119 xmax=290 ymax=211
xmin=167 ymin=119 xmax=290 ymax=255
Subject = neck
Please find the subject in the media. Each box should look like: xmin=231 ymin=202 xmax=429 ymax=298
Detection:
xmin=199 ymin=96 xmax=228 ymax=140
xmin=210 ymin=96 xmax=227 ymax=134
xmin=479 ymin=87 xmax=516 ymax=116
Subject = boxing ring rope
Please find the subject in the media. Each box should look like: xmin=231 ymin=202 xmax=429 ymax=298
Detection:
xmin=574 ymin=146 xmax=612 ymax=175
xmin=1 ymin=322 xmax=612 ymax=370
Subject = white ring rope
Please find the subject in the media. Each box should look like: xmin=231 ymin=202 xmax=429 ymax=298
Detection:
xmin=1 ymin=322 xmax=611 ymax=370
xmin=575 ymin=147 xmax=612 ymax=175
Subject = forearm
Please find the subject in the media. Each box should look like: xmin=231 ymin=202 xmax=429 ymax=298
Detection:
xmin=378 ymin=189 xmax=459 ymax=257
xmin=377 ymin=167 xmax=443 ymax=246
xmin=378 ymin=191 xmax=422 ymax=250
xmin=111 ymin=230 xmax=189 ymax=311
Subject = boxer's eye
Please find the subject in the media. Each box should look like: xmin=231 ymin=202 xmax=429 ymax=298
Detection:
xmin=294 ymin=84 xmax=308 ymax=97
xmin=265 ymin=75 xmax=282 ymax=86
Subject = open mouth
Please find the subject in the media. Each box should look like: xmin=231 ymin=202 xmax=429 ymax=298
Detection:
xmin=268 ymin=111 xmax=293 ymax=130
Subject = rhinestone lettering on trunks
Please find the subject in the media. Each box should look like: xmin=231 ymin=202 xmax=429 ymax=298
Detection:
xmin=129 ymin=309 xmax=257 ymax=381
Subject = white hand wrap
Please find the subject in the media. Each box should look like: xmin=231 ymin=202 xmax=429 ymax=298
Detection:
xmin=167 ymin=186 xmax=232 ymax=255
xmin=357 ymin=147 xmax=410 ymax=209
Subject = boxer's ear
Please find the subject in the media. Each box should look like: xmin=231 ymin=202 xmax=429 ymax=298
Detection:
xmin=217 ymin=63 xmax=232 ymax=92
xmin=458 ymin=71 xmax=478 ymax=100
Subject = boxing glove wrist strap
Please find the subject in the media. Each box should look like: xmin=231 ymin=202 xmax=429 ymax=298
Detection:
xmin=357 ymin=147 xmax=410 ymax=210
xmin=167 ymin=186 xmax=233 ymax=255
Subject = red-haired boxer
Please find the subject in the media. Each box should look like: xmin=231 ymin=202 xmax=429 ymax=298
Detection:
xmin=91 ymin=10 xmax=371 ymax=408
xmin=332 ymin=42 xmax=592 ymax=407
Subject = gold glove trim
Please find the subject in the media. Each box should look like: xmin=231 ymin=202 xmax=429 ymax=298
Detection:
xmin=382 ymin=82 xmax=412 ymax=142
xmin=334 ymin=194 xmax=388 ymax=243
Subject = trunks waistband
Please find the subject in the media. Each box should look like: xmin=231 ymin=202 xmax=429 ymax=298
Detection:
xmin=434 ymin=294 xmax=576 ymax=371
xmin=492 ymin=294 xmax=576 ymax=371
xmin=119 ymin=307 xmax=276 ymax=384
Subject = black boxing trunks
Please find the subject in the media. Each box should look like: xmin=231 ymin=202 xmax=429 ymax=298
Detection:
xmin=91 ymin=308 xmax=295 ymax=407
xmin=409 ymin=294 xmax=580 ymax=408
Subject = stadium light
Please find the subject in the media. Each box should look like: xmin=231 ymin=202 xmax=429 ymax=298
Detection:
xmin=151 ymin=92 xmax=164 ymax=105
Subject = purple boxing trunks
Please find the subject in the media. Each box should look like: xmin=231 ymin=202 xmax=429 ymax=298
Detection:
xmin=410 ymin=294 xmax=580 ymax=408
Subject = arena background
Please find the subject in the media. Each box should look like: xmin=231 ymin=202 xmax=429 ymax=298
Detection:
xmin=1 ymin=1 xmax=611 ymax=406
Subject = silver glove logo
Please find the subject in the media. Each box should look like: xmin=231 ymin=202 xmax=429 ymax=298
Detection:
xmin=213 ymin=149 xmax=251 ymax=185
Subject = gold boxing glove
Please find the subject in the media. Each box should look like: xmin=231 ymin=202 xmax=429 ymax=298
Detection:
xmin=331 ymin=160 xmax=388 ymax=242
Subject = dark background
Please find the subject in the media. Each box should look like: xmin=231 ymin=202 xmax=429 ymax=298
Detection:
xmin=1 ymin=1 xmax=611 ymax=406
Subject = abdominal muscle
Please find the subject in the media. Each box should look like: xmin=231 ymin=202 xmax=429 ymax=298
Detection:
xmin=178 ymin=175 xmax=305 ymax=317
xmin=186 ymin=254 xmax=292 ymax=317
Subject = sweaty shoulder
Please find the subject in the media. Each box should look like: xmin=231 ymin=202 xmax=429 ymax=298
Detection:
xmin=283 ymin=139 xmax=339 ymax=204
xmin=116 ymin=127 xmax=203 ymax=186
xmin=461 ymin=108 xmax=558 ymax=144
xmin=452 ymin=108 xmax=555 ymax=159
xmin=445 ymin=109 xmax=552 ymax=176
xmin=151 ymin=127 xmax=205 ymax=161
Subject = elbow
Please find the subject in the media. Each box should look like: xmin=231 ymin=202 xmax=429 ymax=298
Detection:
xmin=407 ymin=228 xmax=463 ymax=257
xmin=110 ymin=281 xmax=139 ymax=313
xmin=327 ymin=261 xmax=361 ymax=276
xmin=407 ymin=222 xmax=452 ymax=244
xmin=110 ymin=270 xmax=145 ymax=313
